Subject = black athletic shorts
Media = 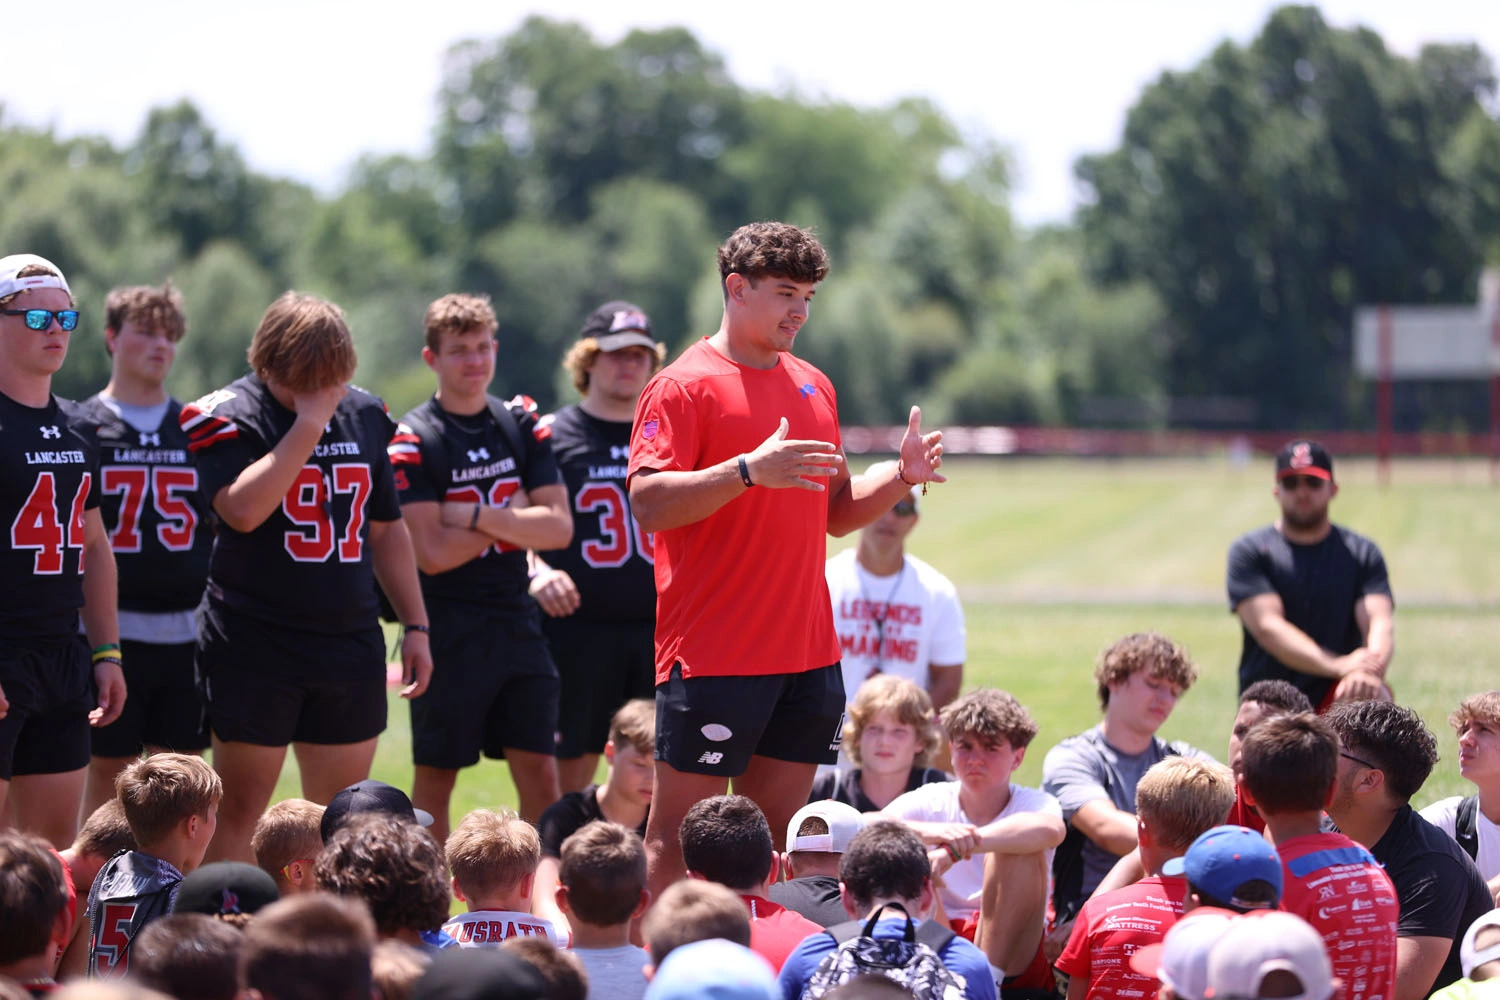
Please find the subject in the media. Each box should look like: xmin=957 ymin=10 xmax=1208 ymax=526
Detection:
xmin=92 ymin=639 xmax=209 ymax=757
xmin=655 ymin=662 xmax=847 ymax=776
xmin=197 ymin=605 xmax=387 ymax=747
xmin=410 ymin=599 xmax=560 ymax=769
xmin=544 ymin=616 xmax=655 ymax=759
xmin=0 ymin=636 xmax=95 ymax=780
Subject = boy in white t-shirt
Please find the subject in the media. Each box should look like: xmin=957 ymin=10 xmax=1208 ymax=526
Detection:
xmin=881 ymin=687 xmax=1065 ymax=993
xmin=1422 ymin=691 xmax=1500 ymax=899
xmin=442 ymin=809 xmax=570 ymax=948
xmin=555 ymin=820 xmax=652 ymax=1000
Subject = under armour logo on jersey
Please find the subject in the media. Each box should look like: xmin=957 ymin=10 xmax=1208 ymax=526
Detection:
xmin=40 ymin=425 xmax=60 ymax=439
xmin=610 ymin=445 xmax=629 ymax=460
xmin=696 ymin=752 xmax=724 ymax=765
xmin=467 ymin=447 xmax=490 ymax=463
xmin=220 ymin=887 xmax=242 ymax=914
xmin=799 ymin=383 xmax=817 ymax=399
xmin=138 ymin=432 xmax=160 ymax=447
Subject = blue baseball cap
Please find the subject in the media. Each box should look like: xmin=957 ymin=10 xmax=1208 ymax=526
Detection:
xmin=645 ymin=939 xmax=778 ymax=1000
xmin=1163 ymin=824 xmax=1283 ymax=911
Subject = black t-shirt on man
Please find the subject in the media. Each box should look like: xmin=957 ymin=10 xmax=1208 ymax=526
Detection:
xmin=537 ymin=785 xmax=648 ymax=859
xmin=1226 ymin=524 xmax=1392 ymax=705
xmin=1369 ymin=805 xmax=1492 ymax=996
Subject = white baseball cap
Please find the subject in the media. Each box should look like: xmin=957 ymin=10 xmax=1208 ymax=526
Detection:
xmin=0 ymin=253 xmax=71 ymax=301
xmin=786 ymin=800 xmax=865 ymax=854
xmin=1205 ymin=912 xmax=1334 ymax=1000
xmin=1461 ymin=908 xmax=1500 ymax=979
xmin=1129 ymin=908 xmax=1239 ymax=1000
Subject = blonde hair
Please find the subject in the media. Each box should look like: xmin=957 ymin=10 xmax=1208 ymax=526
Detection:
xmin=1451 ymin=692 xmax=1500 ymax=733
xmin=940 ymin=688 xmax=1039 ymax=750
xmin=423 ymin=293 xmax=497 ymax=352
xmin=445 ymin=809 xmax=540 ymax=899
xmin=252 ymin=799 xmax=326 ymax=890
xmin=562 ymin=338 xmax=666 ymax=395
xmin=115 ymin=754 xmax=223 ymax=847
xmin=248 ymin=292 xmax=357 ymax=393
xmin=1094 ymin=632 xmax=1198 ymax=710
xmin=608 ymin=699 xmax=656 ymax=757
xmin=844 ymin=675 xmax=941 ymax=768
xmin=1134 ymin=757 xmax=1236 ymax=854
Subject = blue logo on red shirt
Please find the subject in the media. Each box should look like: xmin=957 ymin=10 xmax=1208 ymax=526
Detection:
xmin=642 ymin=419 xmax=659 ymax=440
xmin=799 ymin=384 xmax=817 ymax=399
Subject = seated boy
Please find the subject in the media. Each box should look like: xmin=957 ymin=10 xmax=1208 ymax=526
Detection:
xmin=533 ymin=699 xmax=653 ymax=936
xmin=0 ymin=831 xmax=73 ymax=993
xmin=680 ymin=794 xmax=823 ymax=972
xmin=317 ymin=814 xmax=453 ymax=952
xmin=881 ymin=688 xmax=1065 ymax=990
xmin=641 ymin=880 xmax=752 ymax=979
xmin=58 ymin=798 xmax=138 ymax=977
xmin=554 ymin=821 xmax=651 ymax=1000
xmin=809 ymin=675 xmax=949 ymax=812
xmin=770 ymin=800 xmax=867 ymax=927
xmin=132 ymin=913 xmax=242 ymax=1000
xmin=241 ymin=893 xmax=377 ymax=1000
xmin=1241 ymin=712 xmax=1397 ymax=1000
xmin=441 ymin=808 xmax=568 ymax=948
xmin=87 ymin=753 xmax=222 ymax=978
xmin=1056 ymin=756 xmax=1236 ymax=1000
xmin=251 ymin=798 xmax=325 ymax=897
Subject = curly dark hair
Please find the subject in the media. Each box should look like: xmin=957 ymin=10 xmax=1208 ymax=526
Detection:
xmin=315 ymin=815 xmax=450 ymax=936
xmin=1324 ymin=700 xmax=1438 ymax=804
xmin=717 ymin=221 xmax=830 ymax=292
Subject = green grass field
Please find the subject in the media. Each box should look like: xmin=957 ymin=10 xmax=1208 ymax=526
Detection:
xmin=267 ymin=456 xmax=1500 ymax=820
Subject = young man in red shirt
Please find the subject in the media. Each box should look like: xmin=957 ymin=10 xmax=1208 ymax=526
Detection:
xmin=679 ymin=794 xmax=822 ymax=972
xmin=1057 ymin=756 xmax=1236 ymax=1000
xmin=1240 ymin=712 xmax=1397 ymax=1000
xmin=628 ymin=221 xmax=945 ymax=905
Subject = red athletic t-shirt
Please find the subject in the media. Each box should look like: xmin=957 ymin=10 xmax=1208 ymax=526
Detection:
xmin=629 ymin=339 xmax=842 ymax=683
xmin=1276 ymin=832 xmax=1398 ymax=1000
xmin=742 ymin=894 xmax=824 ymax=972
xmin=1056 ymin=874 xmax=1187 ymax=1000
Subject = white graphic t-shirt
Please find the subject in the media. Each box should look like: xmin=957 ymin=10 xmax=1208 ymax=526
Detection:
xmin=441 ymin=909 xmax=570 ymax=949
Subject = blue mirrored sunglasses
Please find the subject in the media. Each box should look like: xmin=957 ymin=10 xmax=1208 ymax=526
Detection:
xmin=2 ymin=308 xmax=80 ymax=331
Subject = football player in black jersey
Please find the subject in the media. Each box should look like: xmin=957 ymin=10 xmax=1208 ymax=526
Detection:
xmin=79 ymin=283 xmax=213 ymax=816
xmin=180 ymin=293 xmax=431 ymax=863
xmin=530 ymin=301 xmax=666 ymax=793
xmin=390 ymin=293 xmax=571 ymax=836
xmin=0 ymin=253 xmax=125 ymax=848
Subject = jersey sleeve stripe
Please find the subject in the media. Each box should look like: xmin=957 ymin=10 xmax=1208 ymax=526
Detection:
xmin=185 ymin=425 xmax=239 ymax=453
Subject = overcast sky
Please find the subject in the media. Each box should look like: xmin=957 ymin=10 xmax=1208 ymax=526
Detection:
xmin=4 ymin=0 xmax=1497 ymax=226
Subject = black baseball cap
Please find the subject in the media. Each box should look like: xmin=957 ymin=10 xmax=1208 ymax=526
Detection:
xmin=320 ymin=779 xmax=435 ymax=844
xmin=173 ymin=861 xmax=280 ymax=917
xmin=412 ymin=948 xmax=548 ymax=1000
xmin=1275 ymin=440 xmax=1333 ymax=482
xmin=579 ymin=300 xmax=656 ymax=352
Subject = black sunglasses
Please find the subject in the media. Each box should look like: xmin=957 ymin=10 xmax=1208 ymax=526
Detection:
xmin=892 ymin=499 xmax=918 ymax=518
xmin=1340 ymin=750 xmax=1379 ymax=771
xmin=2 ymin=308 xmax=80 ymax=331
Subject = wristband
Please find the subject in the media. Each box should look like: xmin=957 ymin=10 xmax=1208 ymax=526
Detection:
xmin=943 ymin=842 xmax=962 ymax=863
xmin=403 ymin=624 xmax=429 ymax=636
xmin=91 ymin=645 xmax=122 ymax=663
xmin=897 ymin=459 xmax=927 ymax=496
xmin=469 ymin=503 xmax=482 ymax=531
xmin=93 ymin=656 xmax=122 ymax=668
xmin=737 ymin=454 xmax=755 ymax=488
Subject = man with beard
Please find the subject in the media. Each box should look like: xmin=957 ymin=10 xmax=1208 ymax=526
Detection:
xmin=1226 ymin=440 xmax=1394 ymax=711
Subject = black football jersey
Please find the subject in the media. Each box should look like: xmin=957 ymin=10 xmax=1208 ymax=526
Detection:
xmin=86 ymin=851 xmax=182 ymax=978
xmin=389 ymin=394 xmax=562 ymax=606
xmin=0 ymin=391 xmax=101 ymax=640
xmin=80 ymin=396 xmax=211 ymax=614
xmin=536 ymin=405 xmax=656 ymax=623
xmin=180 ymin=375 xmax=401 ymax=635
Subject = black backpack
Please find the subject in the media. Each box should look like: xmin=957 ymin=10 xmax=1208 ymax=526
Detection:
xmin=1456 ymin=794 xmax=1481 ymax=861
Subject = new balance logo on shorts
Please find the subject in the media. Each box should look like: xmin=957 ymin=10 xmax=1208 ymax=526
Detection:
xmin=697 ymin=751 xmax=724 ymax=765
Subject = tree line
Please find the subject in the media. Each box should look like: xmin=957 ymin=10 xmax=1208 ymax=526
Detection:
xmin=2 ymin=5 xmax=1496 ymax=430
